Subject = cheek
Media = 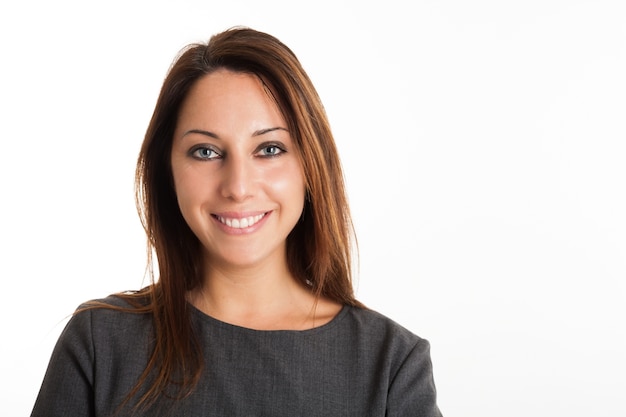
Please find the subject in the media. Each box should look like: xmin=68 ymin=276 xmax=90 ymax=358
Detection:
xmin=172 ymin=169 xmax=210 ymax=215
xmin=265 ymin=163 xmax=306 ymax=202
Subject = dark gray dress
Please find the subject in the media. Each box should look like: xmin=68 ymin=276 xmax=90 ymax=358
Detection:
xmin=31 ymin=295 xmax=442 ymax=416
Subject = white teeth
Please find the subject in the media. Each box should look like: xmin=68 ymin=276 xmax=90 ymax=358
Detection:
xmin=218 ymin=213 xmax=265 ymax=229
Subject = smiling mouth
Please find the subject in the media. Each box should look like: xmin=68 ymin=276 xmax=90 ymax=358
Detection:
xmin=215 ymin=213 xmax=267 ymax=229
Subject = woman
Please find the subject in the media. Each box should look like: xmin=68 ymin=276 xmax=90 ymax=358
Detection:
xmin=31 ymin=27 xmax=442 ymax=417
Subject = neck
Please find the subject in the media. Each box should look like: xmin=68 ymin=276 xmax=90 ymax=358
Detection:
xmin=189 ymin=256 xmax=320 ymax=330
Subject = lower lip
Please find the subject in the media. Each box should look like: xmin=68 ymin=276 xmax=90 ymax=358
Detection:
xmin=212 ymin=211 xmax=272 ymax=235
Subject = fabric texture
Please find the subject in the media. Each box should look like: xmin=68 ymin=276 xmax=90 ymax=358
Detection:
xmin=31 ymin=295 xmax=442 ymax=417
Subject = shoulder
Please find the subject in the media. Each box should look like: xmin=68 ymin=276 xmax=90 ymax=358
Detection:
xmin=73 ymin=293 xmax=149 ymax=319
xmin=78 ymin=292 xmax=151 ymax=310
xmin=338 ymin=306 xmax=430 ymax=361
xmin=66 ymin=294 xmax=153 ymax=346
xmin=342 ymin=308 xmax=441 ymax=416
xmin=343 ymin=306 xmax=423 ymax=343
xmin=34 ymin=295 xmax=157 ymax=417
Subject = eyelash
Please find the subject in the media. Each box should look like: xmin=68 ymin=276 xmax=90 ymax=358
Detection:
xmin=190 ymin=146 xmax=221 ymax=160
xmin=188 ymin=143 xmax=286 ymax=160
xmin=258 ymin=143 xmax=285 ymax=157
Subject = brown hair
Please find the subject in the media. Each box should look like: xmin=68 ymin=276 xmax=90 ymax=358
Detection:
xmin=111 ymin=26 xmax=362 ymax=410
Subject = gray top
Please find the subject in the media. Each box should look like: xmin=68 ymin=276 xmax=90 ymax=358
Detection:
xmin=31 ymin=295 xmax=442 ymax=416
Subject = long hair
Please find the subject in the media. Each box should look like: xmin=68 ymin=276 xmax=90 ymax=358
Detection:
xmin=115 ymin=26 xmax=362 ymax=410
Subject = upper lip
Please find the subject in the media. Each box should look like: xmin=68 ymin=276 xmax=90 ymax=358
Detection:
xmin=212 ymin=211 xmax=269 ymax=219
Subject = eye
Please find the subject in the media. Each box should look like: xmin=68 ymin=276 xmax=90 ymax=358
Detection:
xmin=257 ymin=143 xmax=285 ymax=158
xmin=190 ymin=146 xmax=221 ymax=160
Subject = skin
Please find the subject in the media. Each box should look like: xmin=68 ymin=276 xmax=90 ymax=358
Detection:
xmin=171 ymin=69 xmax=341 ymax=330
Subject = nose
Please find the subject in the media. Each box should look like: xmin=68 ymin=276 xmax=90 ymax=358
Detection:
xmin=219 ymin=155 xmax=254 ymax=202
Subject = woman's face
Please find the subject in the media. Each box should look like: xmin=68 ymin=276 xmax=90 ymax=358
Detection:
xmin=170 ymin=69 xmax=306 ymax=272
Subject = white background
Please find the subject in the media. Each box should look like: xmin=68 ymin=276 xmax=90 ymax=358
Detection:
xmin=1 ymin=1 xmax=625 ymax=416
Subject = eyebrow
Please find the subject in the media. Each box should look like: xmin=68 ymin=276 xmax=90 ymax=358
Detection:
xmin=182 ymin=127 xmax=288 ymax=139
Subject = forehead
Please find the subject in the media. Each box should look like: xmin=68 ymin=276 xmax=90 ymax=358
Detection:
xmin=177 ymin=70 xmax=285 ymax=129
